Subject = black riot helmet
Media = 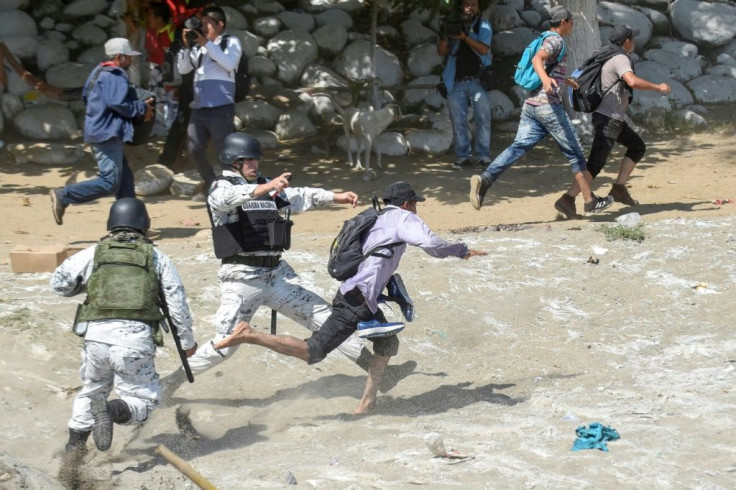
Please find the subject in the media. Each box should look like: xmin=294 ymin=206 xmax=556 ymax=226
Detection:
xmin=107 ymin=198 xmax=151 ymax=233
xmin=219 ymin=132 xmax=263 ymax=169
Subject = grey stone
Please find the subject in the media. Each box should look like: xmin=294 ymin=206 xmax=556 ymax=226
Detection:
xmin=13 ymin=105 xmax=79 ymax=140
xmin=669 ymin=0 xmax=736 ymax=47
xmin=686 ymin=75 xmax=736 ymax=104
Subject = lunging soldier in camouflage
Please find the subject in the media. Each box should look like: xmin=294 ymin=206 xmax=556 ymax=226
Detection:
xmin=51 ymin=198 xmax=197 ymax=463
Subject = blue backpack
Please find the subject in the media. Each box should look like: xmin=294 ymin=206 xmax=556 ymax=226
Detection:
xmin=514 ymin=32 xmax=566 ymax=90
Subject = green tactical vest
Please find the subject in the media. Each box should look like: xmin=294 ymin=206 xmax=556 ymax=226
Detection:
xmin=79 ymin=236 xmax=163 ymax=324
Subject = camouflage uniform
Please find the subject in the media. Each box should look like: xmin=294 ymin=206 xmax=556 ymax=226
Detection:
xmin=52 ymin=244 xmax=195 ymax=432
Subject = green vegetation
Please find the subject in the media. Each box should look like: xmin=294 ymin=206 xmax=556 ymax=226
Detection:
xmin=595 ymin=224 xmax=645 ymax=242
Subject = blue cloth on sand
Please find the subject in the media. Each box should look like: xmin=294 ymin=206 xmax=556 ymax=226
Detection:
xmin=571 ymin=422 xmax=620 ymax=452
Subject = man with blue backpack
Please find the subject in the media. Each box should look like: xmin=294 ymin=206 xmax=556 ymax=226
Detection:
xmin=469 ymin=6 xmax=613 ymax=218
xmin=437 ymin=0 xmax=493 ymax=170
xmin=211 ymin=181 xmax=486 ymax=414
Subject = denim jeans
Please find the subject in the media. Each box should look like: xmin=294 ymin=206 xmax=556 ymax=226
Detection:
xmin=187 ymin=104 xmax=234 ymax=190
xmin=60 ymin=137 xmax=134 ymax=205
xmin=481 ymin=103 xmax=586 ymax=183
xmin=447 ymin=78 xmax=491 ymax=160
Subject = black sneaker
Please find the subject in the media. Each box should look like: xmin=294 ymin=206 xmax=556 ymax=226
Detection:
xmin=385 ymin=273 xmax=414 ymax=322
xmin=453 ymin=158 xmax=472 ymax=170
xmin=49 ymin=188 xmax=66 ymax=225
xmin=469 ymin=174 xmax=491 ymax=210
xmin=584 ymin=195 xmax=614 ymax=214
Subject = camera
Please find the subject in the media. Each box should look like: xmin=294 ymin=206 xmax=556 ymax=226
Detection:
xmin=439 ymin=11 xmax=475 ymax=38
xmin=184 ymin=16 xmax=203 ymax=45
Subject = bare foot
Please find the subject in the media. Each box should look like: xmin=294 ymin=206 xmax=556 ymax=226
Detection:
xmin=353 ymin=396 xmax=376 ymax=415
xmin=213 ymin=321 xmax=253 ymax=349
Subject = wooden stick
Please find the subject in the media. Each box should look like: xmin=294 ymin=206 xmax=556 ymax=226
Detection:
xmin=0 ymin=41 xmax=64 ymax=98
xmin=155 ymin=444 xmax=216 ymax=490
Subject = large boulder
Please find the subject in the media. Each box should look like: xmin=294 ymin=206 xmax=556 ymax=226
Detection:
xmin=407 ymin=43 xmax=442 ymax=78
xmin=7 ymin=142 xmax=84 ymax=165
xmin=312 ymin=24 xmax=348 ymax=57
xmin=235 ymin=100 xmax=284 ymax=129
xmin=402 ymin=75 xmax=444 ymax=109
xmin=0 ymin=8 xmax=37 ymax=39
xmin=45 ymin=62 xmax=96 ymax=90
xmin=669 ymin=0 xmax=736 ymax=47
xmin=267 ymin=30 xmax=319 ymax=86
xmin=274 ymin=110 xmax=317 ymax=140
xmin=643 ymin=49 xmax=702 ymax=83
xmin=597 ymin=1 xmax=653 ymax=50
xmin=333 ymin=40 xmax=403 ymax=88
xmin=686 ymin=75 xmax=736 ymax=104
xmin=71 ymin=22 xmax=107 ymax=46
xmin=13 ymin=105 xmax=79 ymax=140
xmin=134 ymin=164 xmax=174 ymax=196
xmin=492 ymin=28 xmax=536 ymax=58
xmin=36 ymin=39 xmax=69 ymax=71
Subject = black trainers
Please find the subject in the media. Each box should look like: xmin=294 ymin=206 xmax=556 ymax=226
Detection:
xmin=49 ymin=188 xmax=66 ymax=225
xmin=469 ymin=174 xmax=491 ymax=210
xmin=385 ymin=273 xmax=414 ymax=322
xmin=554 ymin=193 xmax=578 ymax=219
xmin=584 ymin=195 xmax=614 ymax=214
xmin=453 ymin=158 xmax=472 ymax=170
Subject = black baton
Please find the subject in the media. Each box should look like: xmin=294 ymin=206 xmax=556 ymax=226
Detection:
xmin=159 ymin=286 xmax=194 ymax=383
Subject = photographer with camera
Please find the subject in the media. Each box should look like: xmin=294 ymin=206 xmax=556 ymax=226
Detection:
xmin=177 ymin=5 xmax=242 ymax=193
xmin=437 ymin=0 xmax=493 ymax=170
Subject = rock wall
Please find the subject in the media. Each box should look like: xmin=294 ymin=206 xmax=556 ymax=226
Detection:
xmin=1 ymin=0 xmax=735 ymax=165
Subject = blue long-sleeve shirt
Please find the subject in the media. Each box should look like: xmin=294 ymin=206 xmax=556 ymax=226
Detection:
xmin=340 ymin=205 xmax=469 ymax=314
xmin=82 ymin=64 xmax=147 ymax=143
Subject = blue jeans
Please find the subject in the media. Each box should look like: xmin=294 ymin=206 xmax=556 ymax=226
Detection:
xmin=481 ymin=103 xmax=586 ymax=183
xmin=188 ymin=104 xmax=234 ymax=190
xmin=60 ymin=137 xmax=134 ymax=205
xmin=447 ymin=78 xmax=491 ymax=160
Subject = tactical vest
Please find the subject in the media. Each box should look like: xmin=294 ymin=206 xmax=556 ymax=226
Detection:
xmin=209 ymin=175 xmax=293 ymax=259
xmin=78 ymin=235 xmax=163 ymax=323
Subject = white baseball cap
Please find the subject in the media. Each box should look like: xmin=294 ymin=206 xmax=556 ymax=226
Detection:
xmin=104 ymin=38 xmax=141 ymax=57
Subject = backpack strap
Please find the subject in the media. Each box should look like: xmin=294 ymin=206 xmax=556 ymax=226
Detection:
xmin=363 ymin=207 xmax=403 ymax=260
xmin=538 ymin=31 xmax=565 ymax=75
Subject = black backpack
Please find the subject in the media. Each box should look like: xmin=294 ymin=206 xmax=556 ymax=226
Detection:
xmin=569 ymin=45 xmax=630 ymax=113
xmin=221 ymin=34 xmax=250 ymax=101
xmin=327 ymin=198 xmax=402 ymax=281
xmin=195 ymin=34 xmax=250 ymax=101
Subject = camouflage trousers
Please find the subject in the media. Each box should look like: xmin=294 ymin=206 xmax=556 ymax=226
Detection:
xmin=68 ymin=341 xmax=158 ymax=432
xmin=185 ymin=260 xmax=366 ymax=375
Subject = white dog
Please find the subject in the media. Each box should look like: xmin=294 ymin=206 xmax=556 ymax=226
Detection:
xmin=341 ymin=104 xmax=401 ymax=181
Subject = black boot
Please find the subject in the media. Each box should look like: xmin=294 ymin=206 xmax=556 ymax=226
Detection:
xmin=91 ymin=399 xmax=131 ymax=451
xmin=65 ymin=428 xmax=91 ymax=453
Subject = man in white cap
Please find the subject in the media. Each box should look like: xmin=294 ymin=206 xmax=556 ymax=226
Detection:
xmin=49 ymin=38 xmax=154 ymax=226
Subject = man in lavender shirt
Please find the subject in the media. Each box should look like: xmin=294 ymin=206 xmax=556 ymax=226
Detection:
xmin=213 ymin=182 xmax=487 ymax=414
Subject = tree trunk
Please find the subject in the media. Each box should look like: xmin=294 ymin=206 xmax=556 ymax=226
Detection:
xmin=561 ymin=0 xmax=600 ymax=141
